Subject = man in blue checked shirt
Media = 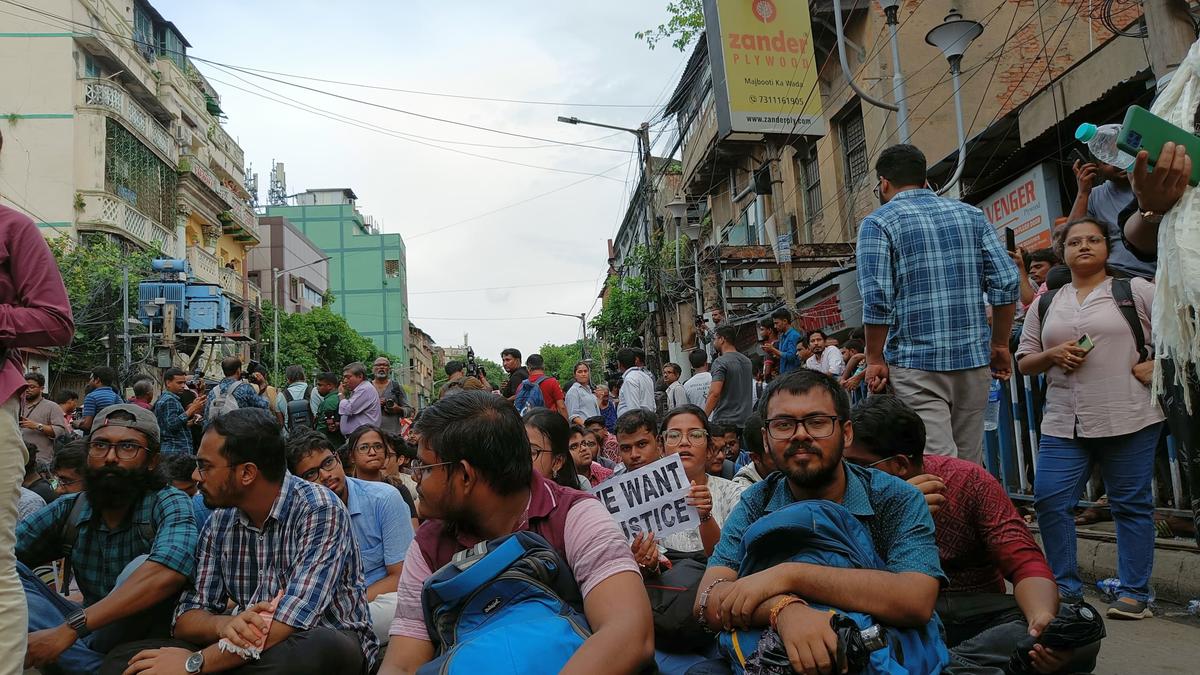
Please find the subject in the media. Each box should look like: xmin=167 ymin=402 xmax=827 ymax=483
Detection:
xmin=15 ymin=404 xmax=198 ymax=674
xmin=202 ymin=357 xmax=268 ymax=429
xmin=856 ymin=144 xmax=1019 ymax=465
xmin=106 ymin=408 xmax=377 ymax=675
xmin=154 ymin=368 xmax=207 ymax=455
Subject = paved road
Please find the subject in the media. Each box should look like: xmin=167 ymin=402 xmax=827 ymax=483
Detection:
xmin=1091 ymin=595 xmax=1200 ymax=674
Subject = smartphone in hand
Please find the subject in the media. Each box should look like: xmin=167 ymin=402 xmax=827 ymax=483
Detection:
xmin=1077 ymin=334 xmax=1095 ymax=353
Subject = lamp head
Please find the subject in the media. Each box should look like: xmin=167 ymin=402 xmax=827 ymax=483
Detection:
xmin=665 ymin=196 xmax=688 ymax=221
xmin=876 ymin=0 xmax=901 ymax=22
xmin=925 ymin=9 xmax=983 ymax=67
xmin=557 ymin=116 xmax=579 ymax=125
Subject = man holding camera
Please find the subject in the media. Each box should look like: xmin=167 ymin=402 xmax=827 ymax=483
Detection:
xmin=371 ymin=357 xmax=410 ymax=435
xmin=202 ymin=358 xmax=268 ymax=429
xmin=339 ymin=362 xmax=381 ymax=436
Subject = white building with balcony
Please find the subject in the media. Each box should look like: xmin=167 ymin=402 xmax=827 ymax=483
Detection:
xmin=0 ymin=0 xmax=260 ymax=312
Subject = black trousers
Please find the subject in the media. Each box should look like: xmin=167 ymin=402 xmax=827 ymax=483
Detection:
xmin=1160 ymin=358 xmax=1200 ymax=543
xmin=940 ymin=593 xmax=1099 ymax=675
xmin=99 ymin=627 xmax=365 ymax=675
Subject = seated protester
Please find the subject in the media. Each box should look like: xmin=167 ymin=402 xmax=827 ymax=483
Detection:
xmin=613 ymin=408 xmax=662 ymax=478
xmin=19 ymin=485 xmax=47 ymax=520
xmin=845 ymin=395 xmax=1097 ymax=675
xmin=694 ymin=371 xmax=945 ymax=672
xmin=524 ymin=407 xmax=590 ymax=490
xmin=105 ymin=408 xmax=377 ymax=675
xmin=705 ymin=424 xmax=736 ymax=480
xmin=716 ymin=424 xmax=751 ymax=471
xmin=287 ymin=429 xmax=414 ymax=644
xmin=160 ymin=452 xmax=211 ymax=531
xmin=346 ymin=425 xmax=420 ymax=530
xmin=634 ymin=405 xmax=744 ymax=567
xmin=51 ymin=439 xmax=88 ymax=496
xmin=16 ymin=404 xmax=198 ymax=674
xmin=378 ymin=392 xmax=654 ymax=674
xmin=585 ymin=415 xmax=620 ymax=468
xmin=23 ymin=448 xmax=57 ymax=504
xmin=570 ymin=425 xmax=614 ymax=487
xmin=732 ymin=413 xmax=776 ymax=488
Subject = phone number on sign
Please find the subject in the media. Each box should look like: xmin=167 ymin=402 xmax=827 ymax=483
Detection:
xmin=749 ymin=95 xmax=804 ymax=105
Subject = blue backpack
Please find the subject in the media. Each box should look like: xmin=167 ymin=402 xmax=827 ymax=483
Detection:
xmin=514 ymin=375 xmax=548 ymax=415
xmin=719 ymin=489 xmax=949 ymax=675
xmin=419 ymin=531 xmax=591 ymax=675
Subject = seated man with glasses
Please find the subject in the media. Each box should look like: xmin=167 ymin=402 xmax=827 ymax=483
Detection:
xmin=286 ymin=429 xmax=413 ymax=644
xmin=105 ymin=407 xmax=378 ymax=675
xmin=694 ymin=371 xmax=945 ymax=674
xmin=844 ymin=395 xmax=1097 ymax=675
xmin=379 ymin=391 xmax=654 ymax=675
xmin=15 ymin=404 xmax=199 ymax=674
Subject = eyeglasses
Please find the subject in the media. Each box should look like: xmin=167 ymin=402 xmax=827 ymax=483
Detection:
xmin=663 ymin=429 xmax=709 ymax=446
xmin=1065 ymin=235 xmax=1106 ymax=249
xmin=405 ymin=457 xmax=455 ymax=480
xmin=354 ymin=442 xmax=386 ymax=455
xmin=764 ymin=415 xmax=841 ymax=440
xmin=195 ymin=461 xmax=243 ymax=480
xmin=569 ymin=440 xmax=599 ymax=451
xmin=87 ymin=440 xmax=148 ymax=460
xmin=530 ymin=444 xmax=548 ymax=459
xmin=873 ymin=177 xmax=883 ymax=201
xmin=846 ymin=454 xmax=902 ymax=469
xmin=299 ymin=455 xmax=341 ymax=482
xmin=54 ymin=474 xmax=80 ymax=488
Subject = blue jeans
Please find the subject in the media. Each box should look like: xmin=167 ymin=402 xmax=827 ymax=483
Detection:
xmin=18 ymin=555 xmax=149 ymax=675
xmin=1034 ymin=424 xmax=1161 ymax=602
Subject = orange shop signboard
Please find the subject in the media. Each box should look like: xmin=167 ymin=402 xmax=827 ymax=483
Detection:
xmin=702 ymin=0 xmax=825 ymax=138
xmin=980 ymin=164 xmax=1062 ymax=252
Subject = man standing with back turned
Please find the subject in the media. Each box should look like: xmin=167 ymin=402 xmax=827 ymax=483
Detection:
xmin=1 ymin=126 xmax=77 ymax=674
xmin=856 ymin=144 xmax=1018 ymax=464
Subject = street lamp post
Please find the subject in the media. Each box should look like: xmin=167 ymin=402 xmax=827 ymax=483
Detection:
xmin=546 ymin=311 xmax=589 ymax=361
xmin=831 ymin=0 xmax=910 ymax=143
xmin=273 ymin=256 xmax=331 ymax=382
xmin=925 ymin=9 xmax=984 ymax=196
xmin=557 ymin=116 xmax=657 ymax=248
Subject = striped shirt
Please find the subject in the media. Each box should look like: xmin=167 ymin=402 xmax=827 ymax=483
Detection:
xmin=856 ymin=189 xmax=1019 ymax=372
xmin=175 ymin=474 xmax=378 ymax=669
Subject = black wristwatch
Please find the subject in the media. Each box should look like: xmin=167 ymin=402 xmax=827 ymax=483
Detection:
xmin=65 ymin=608 xmax=90 ymax=637
xmin=185 ymin=650 xmax=205 ymax=674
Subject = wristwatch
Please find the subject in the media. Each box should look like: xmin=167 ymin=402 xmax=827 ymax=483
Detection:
xmin=36 ymin=423 xmax=44 ymax=432
xmin=185 ymin=650 xmax=205 ymax=674
xmin=65 ymin=608 xmax=90 ymax=637
xmin=1141 ymin=209 xmax=1165 ymax=224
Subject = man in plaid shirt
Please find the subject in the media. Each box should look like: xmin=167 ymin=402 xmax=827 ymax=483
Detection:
xmin=15 ymin=404 xmax=198 ymax=673
xmin=110 ymin=408 xmax=377 ymax=674
xmin=857 ymin=144 xmax=1018 ymax=464
xmin=153 ymin=368 xmax=207 ymax=455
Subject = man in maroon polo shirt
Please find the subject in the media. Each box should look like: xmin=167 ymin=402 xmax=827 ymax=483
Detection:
xmin=377 ymin=391 xmax=653 ymax=675
xmin=845 ymin=395 xmax=1099 ymax=675
xmin=1 ymin=127 xmax=77 ymax=674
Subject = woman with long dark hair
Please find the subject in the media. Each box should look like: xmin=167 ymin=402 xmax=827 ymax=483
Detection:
xmin=523 ymin=408 xmax=586 ymax=490
xmin=1018 ymin=217 xmax=1162 ymax=620
xmin=564 ymin=361 xmax=601 ymax=426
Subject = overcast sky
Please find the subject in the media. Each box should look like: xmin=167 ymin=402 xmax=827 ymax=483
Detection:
xmin=162 ymin=0 xmax=686 ymax=360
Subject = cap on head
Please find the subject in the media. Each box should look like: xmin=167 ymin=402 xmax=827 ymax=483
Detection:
xmin=93 ymin=403 xmax=161 ymax=447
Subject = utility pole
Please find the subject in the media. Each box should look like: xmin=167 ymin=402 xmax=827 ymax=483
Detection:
xmin=766 ymin=142 xmax=798 ymax=315
xmin=1143 ymin=0 xmax=1197 ymax=82
xmin=122 ymin=265 xmax=131 ymax=375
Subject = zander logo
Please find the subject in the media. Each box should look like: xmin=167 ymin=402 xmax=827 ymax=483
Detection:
xmin=752 ymin=0 xmax=777 ymax=24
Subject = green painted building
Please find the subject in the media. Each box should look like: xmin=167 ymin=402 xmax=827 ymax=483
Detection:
xmin=266 ymin=188 xmax=408 ymax=372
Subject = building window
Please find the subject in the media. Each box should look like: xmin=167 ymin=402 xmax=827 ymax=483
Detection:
xmin=384 ymin=259 xmax=401 ymax=278
xmin=84 ymin=53 xmax=100 ymax=78
xmin=289 ymin=277 xmax=300 ymax=301
xmin=839 ymin=104 xmax=868 ymax=188
xmin=301 ymin=284 xmax=323 ymax=306
xmin=797 ymin=144 xmax=822 ymax=240
xmin=104 ymin=119 xmax=178 ymax=226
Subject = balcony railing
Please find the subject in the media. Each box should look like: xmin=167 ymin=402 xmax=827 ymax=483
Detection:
xmin=184 ymin=157 xmax=259 ymax=242
xmin=80 ymin=78 xmax=177 ymax=164
xmin=247 ymin=280 xmax=262 ymax=308
xmin=220 ymin=266 xmax=243 ymax=300
xmin=186 ymin=246 xmax=221 ymax=285
xmin=77 ymin=189 xmax=176 ymax=253
xmin=208 ymin=122 xmax=245 ymax=176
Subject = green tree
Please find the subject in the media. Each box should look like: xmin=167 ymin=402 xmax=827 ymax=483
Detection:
xmin=635 ymin=0 xmax=704 ymax=51
xmin=260 ymin=302 xmax=396 ymax=378
xmin=538 ymin=341 xmax=586 ymax=384
xmin=47 ymin=235 xmax=157 ymax=384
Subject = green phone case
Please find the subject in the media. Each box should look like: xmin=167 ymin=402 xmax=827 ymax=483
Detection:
xmin=1117 ymin=105 xmax=1200 ymax=186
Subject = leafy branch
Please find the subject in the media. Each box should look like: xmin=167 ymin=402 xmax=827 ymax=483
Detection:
xmin=635 ymin=0 xmax=705 ymax=51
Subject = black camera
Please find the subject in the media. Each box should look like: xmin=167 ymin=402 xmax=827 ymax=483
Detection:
xmin=465 ymin=347 xmax=480 ymax=378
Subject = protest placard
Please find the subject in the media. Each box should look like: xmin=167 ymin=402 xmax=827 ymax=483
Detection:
xmin=591 ymin=454 xmax=700 ymax=540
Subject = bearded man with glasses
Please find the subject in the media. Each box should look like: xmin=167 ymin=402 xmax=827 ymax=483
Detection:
xmin=14 ymin=404 xmax=198 ymax=674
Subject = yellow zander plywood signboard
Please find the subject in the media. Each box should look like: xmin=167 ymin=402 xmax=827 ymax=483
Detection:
xmin=703 ymin=0 xmax=826 ymax=138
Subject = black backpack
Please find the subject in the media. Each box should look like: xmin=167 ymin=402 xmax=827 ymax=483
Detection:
xmin=1037 ymin=277 xmax=1150 ymax=362
xmin=283 ymin=384 xmax=314 ymax=433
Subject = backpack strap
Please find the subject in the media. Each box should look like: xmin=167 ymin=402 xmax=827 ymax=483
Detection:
xmin=1111 ymin=277 xmax=1150 ymax=363
xmin=283 ymin=387 xmax=295 ymax=403
xmin=59 ymin=494 xmax=90 ymax=593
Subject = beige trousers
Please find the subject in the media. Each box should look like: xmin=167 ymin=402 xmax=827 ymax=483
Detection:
xmin=1 ymin=397 xmax=30 ymax=674
xmin=890 ymin=365 xmax=990 ymax=465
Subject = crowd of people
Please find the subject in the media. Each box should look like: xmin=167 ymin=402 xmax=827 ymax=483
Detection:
xmin=2 ymin=118 xmax=1198 ymax=674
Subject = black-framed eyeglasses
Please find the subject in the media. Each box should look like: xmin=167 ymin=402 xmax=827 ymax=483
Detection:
xmin=299 ymin=455 xmax=341 ymax=482
xmin=405 ymin=458 xmax=455 ymax=480
xmin=764 ymin=415 xmax=841 ymax=440
xmin=87 ymin=440 xmax=148 ymax=460
xmin=873 ymin=177 xmax=883 ymax=201
xmin=196 ymin=460 xmax=244 ymax=480
xmin=663 ymin=429 xmax=709 ymax=446
xmin=530 ymin=444 xmax=548 ymax=459
xmin=354 ymin=442 xmax=386 ymax=455
xmin=569 ymin=440 xmax=599 ymax=451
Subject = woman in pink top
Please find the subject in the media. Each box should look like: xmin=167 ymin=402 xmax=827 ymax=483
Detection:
xmin=1017 ymin=218 xmax=1164 ymax=621
xmin=569 ymin=426 xmax=613 ymax=487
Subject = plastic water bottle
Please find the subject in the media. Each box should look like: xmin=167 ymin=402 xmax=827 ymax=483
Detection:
xmin=1096 ymin=578 xmax=1120 ymax=602
xmin=1187 ymin=599 xmax=1200 ymax=616
xmin=984 ymin=379 xmax=1002 ymax=432
xmin=1075 ymin=123 xmax=1135 ymax=170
